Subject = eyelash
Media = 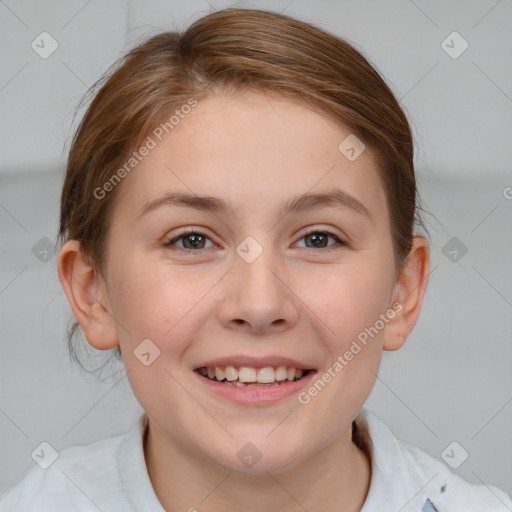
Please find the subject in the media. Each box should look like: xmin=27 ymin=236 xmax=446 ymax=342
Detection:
xmin=163 ymin=228 xmax=347 ymax=252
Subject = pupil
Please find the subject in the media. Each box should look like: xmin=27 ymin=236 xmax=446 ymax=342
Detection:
xmin=308 ymin=233 xmax=327 ymax=248
xmin=184 ymin=234 xmax=204 ymax=249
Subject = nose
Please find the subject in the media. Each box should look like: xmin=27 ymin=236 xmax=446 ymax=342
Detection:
xmin=217 ymin=246 xmax=300 ymax=335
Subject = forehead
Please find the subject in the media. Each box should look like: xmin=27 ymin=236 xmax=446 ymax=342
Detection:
xmin=113 ymin=91 xmax=387 ymax=222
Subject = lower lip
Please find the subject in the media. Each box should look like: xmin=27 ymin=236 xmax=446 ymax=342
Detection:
xmin=194 ymin=370 xmax=317 ymax=406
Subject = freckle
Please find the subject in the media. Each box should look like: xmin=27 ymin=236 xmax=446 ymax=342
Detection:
xmin=441 ymin=484 xmax=447 ymax=493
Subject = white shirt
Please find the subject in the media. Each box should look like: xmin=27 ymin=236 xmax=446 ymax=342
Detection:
xmin=1 ymin=408 xmax=510 ymax=511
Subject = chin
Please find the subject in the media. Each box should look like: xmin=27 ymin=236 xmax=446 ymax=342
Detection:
xmin=209 ymin=439 xmax=310 ymax=475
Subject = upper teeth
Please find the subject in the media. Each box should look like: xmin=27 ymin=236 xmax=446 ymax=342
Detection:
xmin=200 ymin=366 xmax=305 ymax=383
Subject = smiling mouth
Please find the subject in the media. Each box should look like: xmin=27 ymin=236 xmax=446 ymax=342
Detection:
xmin=196 ymin=366 xmax=313 ymax=388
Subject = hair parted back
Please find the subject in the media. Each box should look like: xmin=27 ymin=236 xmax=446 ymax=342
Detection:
xmin=59 ymin=7 xmax=426 ymax=374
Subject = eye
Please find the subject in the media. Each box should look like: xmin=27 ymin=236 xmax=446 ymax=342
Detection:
xmin=164 ymin=229 xmax=215 ymax=250
xmin=295 ymin=230 xmax=346 ymax=250
xmin=163 ymin=228 xmax=346 ymax=252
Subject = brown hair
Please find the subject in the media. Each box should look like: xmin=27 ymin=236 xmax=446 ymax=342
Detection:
xmin=59 ymin=7 xmax=426 ymax=372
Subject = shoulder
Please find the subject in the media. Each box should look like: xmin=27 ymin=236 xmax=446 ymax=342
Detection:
xmin=0 ymin=429 xmax=131 ymax=512
xmin=397 ymin=438 xmax=511 ymax=511
xmin=358 ymin=408 xmax=512 ymax=512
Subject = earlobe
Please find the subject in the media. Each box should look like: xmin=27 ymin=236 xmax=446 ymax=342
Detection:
xmin=57 ymin=240 xmax=119 ymax=350
xmin=383 ymin=235 xmax=430 ymax=351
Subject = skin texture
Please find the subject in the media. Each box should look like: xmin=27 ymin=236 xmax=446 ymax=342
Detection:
xmin=58 ymin=91 xmax=429 ymax=511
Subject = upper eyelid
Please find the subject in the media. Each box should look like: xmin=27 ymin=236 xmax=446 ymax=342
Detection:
xmin=166 ymin=226 xmax=214 ymax=240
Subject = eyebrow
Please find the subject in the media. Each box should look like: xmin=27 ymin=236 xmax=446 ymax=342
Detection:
xmin=138 ymin=189 xmax=371 ymax=220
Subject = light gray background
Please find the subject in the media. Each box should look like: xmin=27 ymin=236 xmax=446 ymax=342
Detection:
xmin=1 ymin=0 xmax=511 ymax=500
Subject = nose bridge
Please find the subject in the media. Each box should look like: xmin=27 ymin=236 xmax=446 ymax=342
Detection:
xmin=237 ymin=238 xmax=279 ymax=294
xmin=235 ymin=235 xmax=284 ymax=305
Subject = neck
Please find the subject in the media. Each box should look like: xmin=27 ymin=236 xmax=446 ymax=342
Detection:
xmin=144 ymin=419 xmax=371 ymax=512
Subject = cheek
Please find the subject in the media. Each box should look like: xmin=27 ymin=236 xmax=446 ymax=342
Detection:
xmin=298 ymin=256 xmax=394 ymax=357
xmin=293 ymin=262 xmax=391 ymax=429
xmin=108 ymin=253 xmax=223 ymax=356
xmin=108 ymin=258 xmax=218 ymax=414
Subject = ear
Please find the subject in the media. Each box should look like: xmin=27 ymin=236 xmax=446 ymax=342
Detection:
xmin=383 ymin=235 xmax=430 ymax=351
xmin=57 ymin=240 xmax=119 ymax=350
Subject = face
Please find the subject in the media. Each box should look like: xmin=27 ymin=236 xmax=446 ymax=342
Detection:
xmin=100 ymin=91 xmax=399 ymax=472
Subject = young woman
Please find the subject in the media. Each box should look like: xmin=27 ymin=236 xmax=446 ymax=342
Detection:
xmin=1 ymin=7 xmax=510 ymax=512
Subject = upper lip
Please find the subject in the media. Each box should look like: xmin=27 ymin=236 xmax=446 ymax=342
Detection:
xmin=195 ymin=355 xmax=315 ymax=370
